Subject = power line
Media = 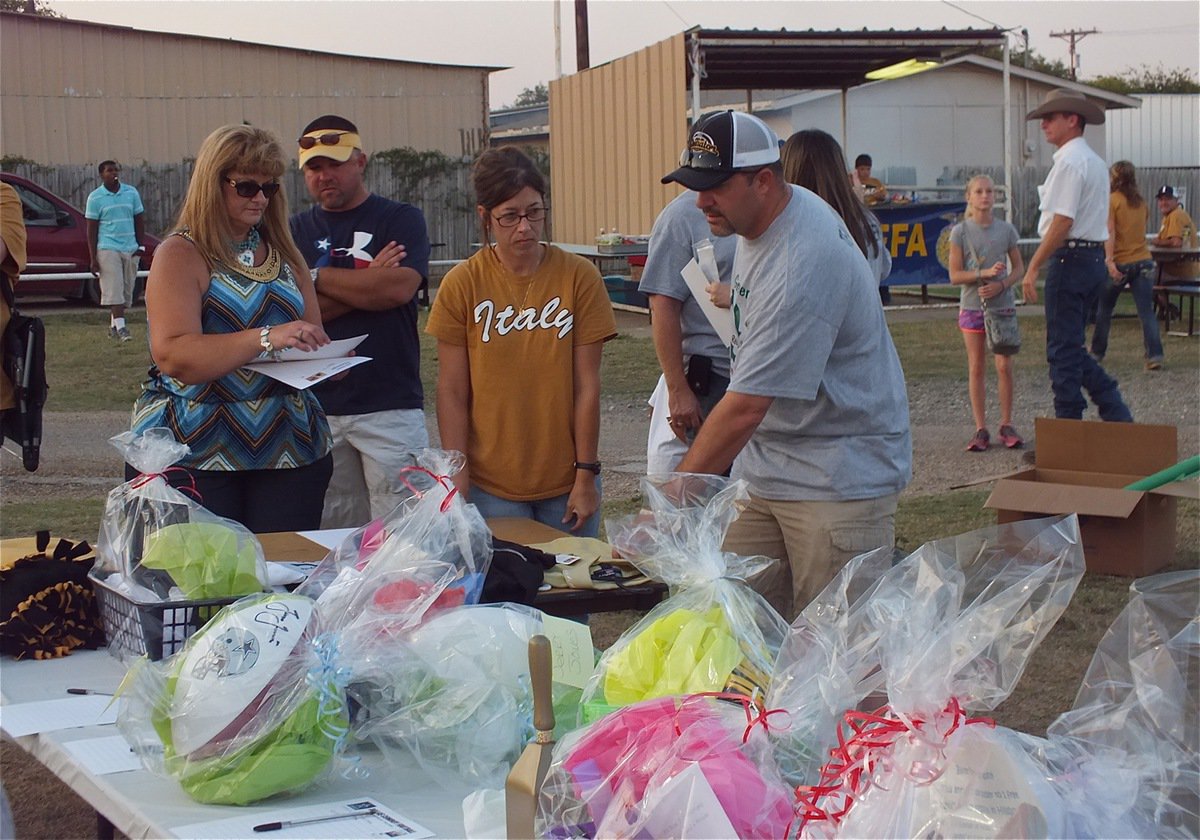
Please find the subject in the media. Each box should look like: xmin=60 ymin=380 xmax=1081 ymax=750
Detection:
xmin=939 ymin=0 xmax=1012 ymax=31
xmin=1050 ymin=28 xmax=1099 ymax=80
xmin=659 ymin=0 xmax=692 ymax=28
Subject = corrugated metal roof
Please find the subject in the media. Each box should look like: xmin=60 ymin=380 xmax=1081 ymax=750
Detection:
xmin=0 ymin=11 xmax=505 ymax=72
xmin=690 ymin=27 xmax=1008 ymax=90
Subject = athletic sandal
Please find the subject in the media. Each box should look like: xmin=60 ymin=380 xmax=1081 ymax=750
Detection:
xmin=999 ymin=424 xmax=1024 ymax=449
xmin=966 ymin=428 xmax=990 ymax=452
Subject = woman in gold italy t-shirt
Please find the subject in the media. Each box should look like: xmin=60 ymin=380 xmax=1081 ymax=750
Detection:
xmin=427 ymin=146 xmax=617 ymax=536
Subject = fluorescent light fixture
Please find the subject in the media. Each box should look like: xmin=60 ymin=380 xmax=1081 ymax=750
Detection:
xmin=866 ymin=58 xmax=940 ymax=81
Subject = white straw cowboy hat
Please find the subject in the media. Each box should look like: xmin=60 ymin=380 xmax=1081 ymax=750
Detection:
xmin=1026 ymin=87 xmax=1106 ymax=125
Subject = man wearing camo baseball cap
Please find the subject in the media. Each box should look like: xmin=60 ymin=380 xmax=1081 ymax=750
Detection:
xmin=668 ymin=110 xmax=912 ymax=622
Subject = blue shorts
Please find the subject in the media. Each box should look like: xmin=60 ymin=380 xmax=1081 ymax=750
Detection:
xmin=958 ymin=309 xmax=985 ymax=333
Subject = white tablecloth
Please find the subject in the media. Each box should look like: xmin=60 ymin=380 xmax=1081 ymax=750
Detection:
xmin=1 ymin=651 xmax=471 ymax=839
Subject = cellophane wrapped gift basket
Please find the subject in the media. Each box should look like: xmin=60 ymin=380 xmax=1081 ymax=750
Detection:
xmin=348 ymin=602 xmax=583 ymax=789
xmin=1026 ymin=569 xmax=1199 ymax=838
xmin=794 ymin=514 xmax=1086 ymax=839
xmin=581 ymin=475 xmax=789 ymax=721
xmin=91 ymin=428 xmax=270 ymax=661
xmin=536 ymin=693 xmax=794 ymax=839
xmin=117 ymin=591 xmax=352 ymax=805
xmin=117 ymin=448 xmax=493 ymax=806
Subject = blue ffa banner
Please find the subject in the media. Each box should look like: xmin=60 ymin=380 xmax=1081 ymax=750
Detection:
xmin=877 ymin=202 xmax=966 ymax=286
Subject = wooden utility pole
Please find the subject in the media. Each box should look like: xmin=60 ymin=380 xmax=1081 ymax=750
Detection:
xmin=575 ymin=0 xmax=590 ymax=71
xmin=1050 ymin=28 xmax=1098 ymax=80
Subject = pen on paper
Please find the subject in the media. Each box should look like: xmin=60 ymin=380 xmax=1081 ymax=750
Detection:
xmin=253 ymin=808 xmax=379 ymax=833
xmin=67 ymin=689 xmax=114 ymax=696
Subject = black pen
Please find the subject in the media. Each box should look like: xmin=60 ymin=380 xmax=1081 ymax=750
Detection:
xmin=253 ymin=807 xmax=379 ymax=833
xmin=67 ymin=689 xmax=114 ymax=696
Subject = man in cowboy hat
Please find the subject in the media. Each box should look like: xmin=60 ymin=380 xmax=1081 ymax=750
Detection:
xmin=1021 ymin=89 xmax=1132 ymax=422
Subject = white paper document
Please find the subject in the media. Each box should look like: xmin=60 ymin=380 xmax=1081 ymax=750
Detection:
xmin=681 ymin=259 xmax=734 ymax=346
xmin=298 ymin=528 xmax=358 ymax=551
xmin=176 ymin=797 xmax=434 ymax=839
xmin=62 ymin=734 xmax=143 ymax=775
xmin=639 ymin=762 xmax=738 ymax=839
xmin=244 ymin=334 xmax=371 ymax=390
xmin=0 ymin=696 xmax=118 ymax=737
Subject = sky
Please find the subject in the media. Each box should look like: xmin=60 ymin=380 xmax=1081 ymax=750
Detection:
xmin=49 ymin=0 xmax=1200 ymax=109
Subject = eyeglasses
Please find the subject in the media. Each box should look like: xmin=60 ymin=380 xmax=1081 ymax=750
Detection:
xmin=492 ymin=207 xmax=547 ymax=228
xmin=225 ymin=178 xmax=281 ymax=199
xmin=298 ymin=131 xmax=351 ymax=150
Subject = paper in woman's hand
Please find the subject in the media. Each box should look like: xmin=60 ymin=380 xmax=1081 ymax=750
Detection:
xmin=244 ymin=334 xmax=371 ymax=390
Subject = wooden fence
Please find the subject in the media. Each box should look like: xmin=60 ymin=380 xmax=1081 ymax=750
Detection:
xmin=9 ymin=161 xmax=1195 ymax=253
xmin=937 ymin=165 xmax=1199 ymax=236
xmin=6 ymin=160 xmax=480 ymax=260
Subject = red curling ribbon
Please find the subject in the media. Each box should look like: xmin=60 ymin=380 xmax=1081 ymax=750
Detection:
xmin=396 ymin=465 xmax=459 ymax=512
xmin=690 ymin=691 xmax=791 ymax=744
xmin=129 ymin=466 xmax=202 ymax=502
xmin=792 ymin=697 xmax=995 ymax=834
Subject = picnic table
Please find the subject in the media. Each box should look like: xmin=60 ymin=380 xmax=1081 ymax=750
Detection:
xmin=1149 ymin=246 xmax=1200 ymax=337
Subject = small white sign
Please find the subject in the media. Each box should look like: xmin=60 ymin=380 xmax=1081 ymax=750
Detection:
xmin=681 ymin=258 xmax=734 ymax=346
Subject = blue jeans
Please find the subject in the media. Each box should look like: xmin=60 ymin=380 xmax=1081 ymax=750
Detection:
xmin=1091 ymin=259 xmax=1164 ymax=361
xmin=1043 ymin=247 xmax=1133 ymax=421
xmin=468 ymin=476 xmax=602 ymax=538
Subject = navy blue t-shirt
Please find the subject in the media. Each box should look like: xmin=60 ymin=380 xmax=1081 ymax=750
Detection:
xmin=290 ymin=194 xmax=430 ymax=416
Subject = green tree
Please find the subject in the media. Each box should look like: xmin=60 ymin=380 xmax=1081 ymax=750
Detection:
xmin=1087 ymin=64 xmax=1200 ymax=94
xmin=512 ymin=83 xmax=549 ymax=108
xmin=0 ymin=0 xmax=61 ymax=15
xmin=977 ymin=46 xmax=1071 ymax=79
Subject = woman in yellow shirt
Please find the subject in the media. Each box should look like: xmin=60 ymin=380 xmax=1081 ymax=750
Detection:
xmin=1091 ymin=161 xmax=1163 ymax=370
xmin=427 ymin=147 xmax=616 ymax=536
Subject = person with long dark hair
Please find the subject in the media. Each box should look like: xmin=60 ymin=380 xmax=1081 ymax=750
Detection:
xmin=426 ymin=146 xmax=616 ymax=535
xmin=1091 ymin=161 xmax=1163 ymax=370
xmin=130 ymin=124 xmax=333 ymax=531
xmin=781 ymin=130 xmax=892 ymax=299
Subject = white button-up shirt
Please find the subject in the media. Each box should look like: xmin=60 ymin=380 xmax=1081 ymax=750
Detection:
xmin=1036 ymin=135 xmax=1109 ymax=241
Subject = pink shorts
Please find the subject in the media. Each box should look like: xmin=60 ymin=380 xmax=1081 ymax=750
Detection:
xmin=958 ymin=309 xmax=985 ymax=333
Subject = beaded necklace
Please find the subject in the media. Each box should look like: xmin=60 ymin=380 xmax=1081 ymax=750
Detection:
xmin=231 ymin=226 xmax=262 ymax=268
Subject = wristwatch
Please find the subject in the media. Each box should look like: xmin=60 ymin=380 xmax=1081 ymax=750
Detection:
xmin=259 ymin=326 xmax=280 ymax=360
xmin=310 ymin=267 xmax=320 ymax=290
xmin=574 ymin=461 xmax=602 ymax=474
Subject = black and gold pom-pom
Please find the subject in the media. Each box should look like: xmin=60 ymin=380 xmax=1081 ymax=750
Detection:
xmin=0 ymin=530 xmax=105 ymax=660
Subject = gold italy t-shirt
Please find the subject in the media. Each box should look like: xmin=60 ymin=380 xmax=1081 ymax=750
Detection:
xmin=427 ymin=244 xmax=617 ymax=500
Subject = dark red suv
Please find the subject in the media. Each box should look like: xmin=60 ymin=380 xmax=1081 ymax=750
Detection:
xmin=2 ymin=172 xmax=158 ymax=303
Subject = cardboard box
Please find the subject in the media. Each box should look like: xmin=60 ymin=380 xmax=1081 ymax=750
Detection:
xmin=257 ymin=531 xmax=328 ymax=563
xmin=984 ymin=418 xmax=1198 ymax=577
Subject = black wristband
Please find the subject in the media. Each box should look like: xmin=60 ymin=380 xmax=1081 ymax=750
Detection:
xmin=573 ymin=461 xmax=601 ymax=474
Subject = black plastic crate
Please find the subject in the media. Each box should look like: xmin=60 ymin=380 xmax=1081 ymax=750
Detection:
xmin=92 ymin=575 xmax=236 ymax=661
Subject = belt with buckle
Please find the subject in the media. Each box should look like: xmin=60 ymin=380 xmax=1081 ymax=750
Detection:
xmin=1064 ymin=239 xmax=1103 ymax=249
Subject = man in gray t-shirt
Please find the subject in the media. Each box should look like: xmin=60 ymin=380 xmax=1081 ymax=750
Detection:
xmin=663 ymin=110 xmax=912 ymax=620
xmin=638 ymin=190 xmax=736 ymax=473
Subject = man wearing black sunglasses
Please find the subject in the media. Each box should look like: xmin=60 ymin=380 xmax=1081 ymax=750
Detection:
xmin=290 ymin=115 xmax=432 ymax=528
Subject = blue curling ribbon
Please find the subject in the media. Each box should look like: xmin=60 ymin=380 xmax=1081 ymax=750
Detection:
xmin=305 ymin=632 xmax=356 ymax=770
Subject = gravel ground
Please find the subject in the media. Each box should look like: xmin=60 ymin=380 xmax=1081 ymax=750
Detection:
xmin=8 ymin=306 xmax=1198 ymax=501
xmin=2 ymin=306 xmax=1197 ymax=838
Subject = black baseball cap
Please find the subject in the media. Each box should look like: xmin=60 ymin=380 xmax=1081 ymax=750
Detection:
xmin=1157 ymin=185 xmax=1177 ymax=199
xmin=661 ymin=110 xmax=781 ymax=192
